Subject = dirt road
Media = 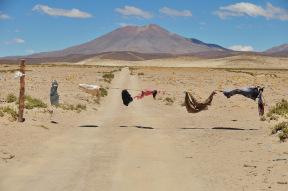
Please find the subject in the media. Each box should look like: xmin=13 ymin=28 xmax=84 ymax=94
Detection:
xmin=0 ymin=68 xmax=287 ymax=191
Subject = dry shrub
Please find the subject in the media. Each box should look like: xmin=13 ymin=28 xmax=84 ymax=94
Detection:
xmin=0 ymin=106 xmax=17 ymax=121
xmin=100 ymin=88 xmax=108 ymax=97
xmin=24 ymin=95 xmax=47 ymax=109
xmin=164 ymin=97 xmax=174 ymax=105
xmin=6 ymin=93 xmax=17 ymax=103
xmin=59 ymin=103 xmax=86 ymax=113
xmin=267 ymin=99 xmax=288 ymax=119
xmin=102 ymin=73 xmax=114 ymax=83
xmin=271 ymin=121 xmax=288 ymax=142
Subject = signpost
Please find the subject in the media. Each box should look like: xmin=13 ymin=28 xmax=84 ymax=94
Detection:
xmin=18 ymin=59 xmax=25 ymax=122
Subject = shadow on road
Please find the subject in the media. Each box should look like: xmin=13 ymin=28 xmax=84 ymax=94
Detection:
xmin=119 ymin=125 xmax=154 ymax=130
xmin=212 ymin=127 xmax=258 ymax=131
xmin=179 ymin=127 xmax=259 ymax=131
xmin=79 ymin=125 xmax=99 ymax=128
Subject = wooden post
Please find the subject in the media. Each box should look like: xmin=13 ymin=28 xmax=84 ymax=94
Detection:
xmin=18 ymin=59 xmax=25 ymax=122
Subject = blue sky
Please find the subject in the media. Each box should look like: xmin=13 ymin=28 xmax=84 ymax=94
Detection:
xmin=0 ymin=0 xmax=287 ymax=57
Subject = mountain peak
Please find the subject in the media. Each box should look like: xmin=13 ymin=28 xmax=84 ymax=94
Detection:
xmin=146 ymin=24 xmax=163 ymax=29
xmin=119 ymin=24 xmax=167 ymax=34
xmin=121 ymin=24 xmax=162 ymax=29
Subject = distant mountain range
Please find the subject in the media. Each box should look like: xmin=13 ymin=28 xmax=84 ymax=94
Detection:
xmin=1 ymin=24 xmax=287 ymax=63
xmin=264 ymin=44 xmax=288 ymax=57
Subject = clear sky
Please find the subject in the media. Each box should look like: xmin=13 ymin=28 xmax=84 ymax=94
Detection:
xmin=0 ymin=0 xmax=287 ymax=57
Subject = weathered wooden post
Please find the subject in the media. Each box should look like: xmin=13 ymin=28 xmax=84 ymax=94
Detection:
xmin=18 ymin=59 xmax=25 ymax=122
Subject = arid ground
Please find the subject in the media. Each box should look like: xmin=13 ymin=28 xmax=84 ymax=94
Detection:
xmin=0 ymin=55 xmax=288 ymax=191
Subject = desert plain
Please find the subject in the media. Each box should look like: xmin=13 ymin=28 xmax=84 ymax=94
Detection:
xmin=0 ymin=54 xmax=288 ymax=191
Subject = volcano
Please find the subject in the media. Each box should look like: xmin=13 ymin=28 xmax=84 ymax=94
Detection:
xmin=28 ymin=24 xmax=228 ymax=59
xmin=2 ymin=24 xmax=233 ymax=63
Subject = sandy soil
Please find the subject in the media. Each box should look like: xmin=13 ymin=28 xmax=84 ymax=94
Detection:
xmin=0 ymin=57 xmax=288 ymax=190
xmin=76 ymin=54 xmax=288 ymax=69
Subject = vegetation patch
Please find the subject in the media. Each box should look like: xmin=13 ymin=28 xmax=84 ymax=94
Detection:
xmin=59 ymin=103 xmax=86 ymax=113
xmin=271 ymin=121 xmax=288 ymax=142
xmin=6 ymin=93 xmax=17 ymax=103
xmin=0 ymin=69 xmax=22 ymax=73
xmin=0 ymin=110 xmax=4 ymax=117
xmin=0 ymin=106 xmax=18 ymax=121
xmin=109 ymin=68 xmax=121 ymax=73
xmin=99 ymin=87 xmax=108 ymax=97
xmin=260 ymin=116 xmax=266 ymax=121
xmin=102 ymin=73 xmax=114 ymax=83
xmin=0 ymin=69 xmax=32 ymax=73
xmin=225 ymin=69 xmax=256 ymax=76
xmin=268 ymin=114 xmax=279 ymax=121
xmin=164 ymin=97 xmax=174 ymax=105
xmin=267 ymin=99 xmax=288 ymax=119
xmin=24 ymin=95 xmax=47 ymax=109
